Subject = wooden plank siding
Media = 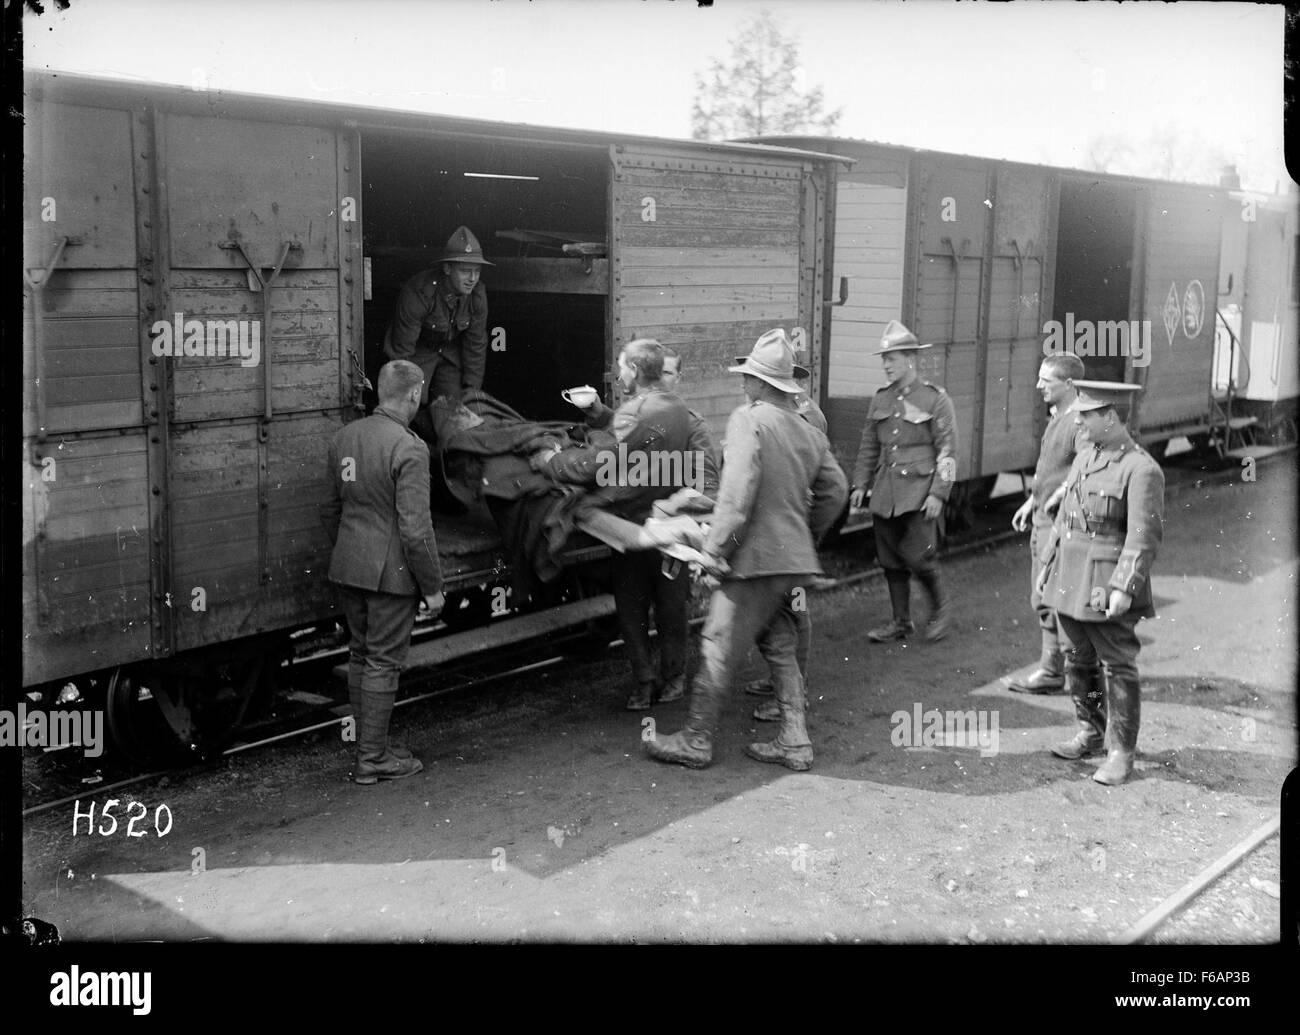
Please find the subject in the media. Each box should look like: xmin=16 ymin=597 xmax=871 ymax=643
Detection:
xmin=1137 ymin=185 xmax=1223 ymax=432
xmin=22 ymin=98 xmax=155 ymax=684
xmin=23 ymin=91 xmax=359 ymax=687
xmin=611 ymin=148 xmax=813 ymax=444
xmin=168 ymin=413 xmax=340 ymax=652
xmin=23 ymin=433 xmax=154 ymax=684
xmin=157 ymin=110 xmax=352 ymax=654
xmin=826 ymin=178 xmax=908 ymax=399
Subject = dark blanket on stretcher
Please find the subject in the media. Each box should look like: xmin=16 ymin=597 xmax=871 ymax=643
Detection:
xmin=430 ymin=391 xmax=611 ymax=596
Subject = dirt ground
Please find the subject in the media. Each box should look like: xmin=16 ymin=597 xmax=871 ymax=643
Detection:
xmin=21 ymin=459 xmax=1295 ymax=944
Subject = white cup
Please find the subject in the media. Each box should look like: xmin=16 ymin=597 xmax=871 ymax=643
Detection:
xmin=561 ymin=385 xmax=599 ymax=408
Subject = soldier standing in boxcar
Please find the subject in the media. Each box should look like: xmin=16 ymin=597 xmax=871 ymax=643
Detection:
xmin=1008 ymin=352 xmax=1088 ymax=694
xmin=645 ymin=329 xmax=848 ymax=772
xmin=849 ymin=321 xmax=959 ymax=642
xmin=384 ymin=226 xmax=494 ymax=434
xmin=1037 ymin=381 xmax=1164 ymax=786
xmin=322 ymin=360 xmax=445 ymax=784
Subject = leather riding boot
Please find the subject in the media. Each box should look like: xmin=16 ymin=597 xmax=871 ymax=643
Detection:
xmin=869 ymin=572 xmax=915 ymax=641
xmin=645 ymin=679 xmax=727 ymax=769
xmin=1094 ymin=671 xmax=1140 ymax=786
xmin=1008 ymin=644 xmax=1066 ymax=693
xmin=744 ymin=671 xmax=813 ymax=771
xmin=354 ymin=688 xmax=423 ymax=784
xmin=917 ymin=569 xmax=951 ymax=642
xmin=1050 ymin=665 xmax=1107 ymax=760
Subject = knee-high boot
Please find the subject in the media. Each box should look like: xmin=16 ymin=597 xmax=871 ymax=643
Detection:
xmin=1094 ymin=671 xmax=1140 ymax=785
xmin=868 ymin=571 xmax=915 ymax=641
xmin=645 ymin=678 xmax=728 ymax=769
xmin=916 ymin=569 xmax=951 ymax=641
xmin=1050 ymin=665 xmax=1107 ymax=759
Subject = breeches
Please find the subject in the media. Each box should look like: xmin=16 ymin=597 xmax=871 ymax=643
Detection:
xmin=873 ymin=511 xmax=938 ymax=575
xmin=339 ymin=585 xmax=418 ymax=696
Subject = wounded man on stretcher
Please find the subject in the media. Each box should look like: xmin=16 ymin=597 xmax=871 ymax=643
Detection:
xmin=429 ymin=390 xmax=722 ymax=596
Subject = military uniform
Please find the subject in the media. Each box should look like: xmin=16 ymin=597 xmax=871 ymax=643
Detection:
xmin=646 ymin=329 xmax=848 ymax=772
xmin=322 ymin=404 xmax=444 ymax=783
xmin=1010 ymin=404 xmax=1088 ymax=692
xmin=1039 ymin=380 xmax=1164 ymax=785
xmin=541 ymin=383 xmax=697 ymax=707
xmin=851 ymin=321 xmax=959 ymax=640
xmin=383 ymin=226 xmax=493 ymax=415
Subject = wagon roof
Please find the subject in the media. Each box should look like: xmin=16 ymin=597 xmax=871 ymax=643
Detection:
xmin=736 ymin=134 xmax=1248 ymax=196
xmin=25 ymin=70 xmax=854 ymax=167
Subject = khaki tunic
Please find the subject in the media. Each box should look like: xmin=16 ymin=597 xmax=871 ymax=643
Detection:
xmin=1040 ymin=437 xmax=1165 ymax=622
xmin=851 ymin=379 xmax=959 ymax=517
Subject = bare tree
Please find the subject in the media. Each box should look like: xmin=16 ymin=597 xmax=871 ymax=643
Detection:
xmin=1083 ymin=132 xmax=1133 ymax=174
xmin=691 ymin=9 xmax=844 ymax=141
xmin=1083 ymin=127 xmax=1236 ymax=185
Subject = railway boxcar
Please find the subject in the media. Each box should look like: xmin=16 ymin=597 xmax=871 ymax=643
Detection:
xmin=751 ymin=136 xmax=1227 ymax=505
xmin=22 ymin=72 xmax=845 ymax=756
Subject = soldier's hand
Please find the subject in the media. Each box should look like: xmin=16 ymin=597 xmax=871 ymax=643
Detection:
xmin=421 ymin=591 xmax=446 ymax=618
xmin=1011 ymin=497 xmax=1033 ymax=532
xmin=1105 ymin=589 xmax=1132 ymax=618
xmin=850 ymin=487 xmax=867 ymax=510
xmin=921 ymin=494 xmax=944 ymax=521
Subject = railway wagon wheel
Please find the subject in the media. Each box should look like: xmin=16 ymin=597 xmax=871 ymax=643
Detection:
xmin=105 ymin=652 xmax=268 ymax=765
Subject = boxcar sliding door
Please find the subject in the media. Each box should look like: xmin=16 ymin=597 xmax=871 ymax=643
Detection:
xmin=153 ymin=109 xmax=363 ymax=656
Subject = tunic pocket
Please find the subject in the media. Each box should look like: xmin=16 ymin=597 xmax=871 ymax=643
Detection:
xmin=1085 ymin=541 xmax=1123 ymax=606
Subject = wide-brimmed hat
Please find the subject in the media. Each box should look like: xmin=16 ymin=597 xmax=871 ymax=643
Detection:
xmin=876 ymin=319 xmax=933 ymax=354
xmin=734 ymin=340 xmax=810 ymax=380
xmin=728 ymin=328 xmax=804 ymax=394
xmin=439 ymin=226 xmax=495 ymax=266
xmin=1069 ymin=380 xmax=1144 ymax=412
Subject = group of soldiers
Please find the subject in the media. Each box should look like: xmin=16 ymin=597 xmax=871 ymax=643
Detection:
xmin=323 ymin=226 xmax=1165 ymax=789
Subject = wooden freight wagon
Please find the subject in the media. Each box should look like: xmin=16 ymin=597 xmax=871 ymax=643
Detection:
xmin=753 ymin=136 xmax=1225 ymax=504
xmin=22 ymin=72 xmax=845 ymax=756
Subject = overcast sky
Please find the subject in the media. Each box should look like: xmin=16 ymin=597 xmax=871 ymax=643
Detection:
xmin=23 ymin=0 xmax=1293 ymax=191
